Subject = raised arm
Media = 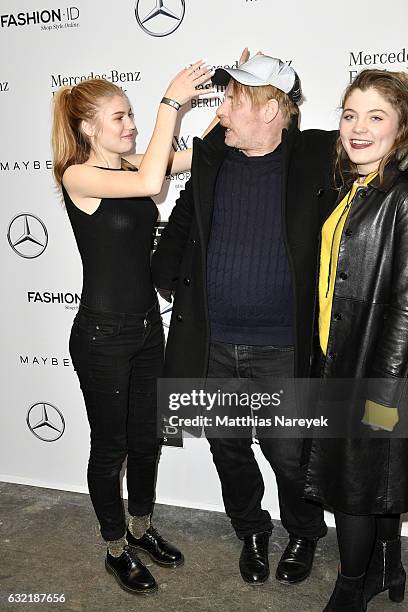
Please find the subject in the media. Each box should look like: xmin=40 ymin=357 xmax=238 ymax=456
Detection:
xmin=123 ymin=49 xmax=250 ymax=176
xmin=164 ymin=116 xmax=221 ymax=174
xmin=126 ymin=115 xmax=222 ymax=175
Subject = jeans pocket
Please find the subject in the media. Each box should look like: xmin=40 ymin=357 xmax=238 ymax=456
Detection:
xmin=92 ymin=322 xmax=120 ymax=338
xmin=89 ymin=321 xmax=122 ymax=343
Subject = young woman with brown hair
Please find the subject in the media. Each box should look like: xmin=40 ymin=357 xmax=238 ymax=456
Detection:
xmin=305 ymin=69 xmax=408 ymax=611
xmin=51 ymin=64 xmax=212 ymax=595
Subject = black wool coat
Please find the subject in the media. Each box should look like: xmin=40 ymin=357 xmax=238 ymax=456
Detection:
xmin=151 ymin=120 xmax=337 ymax=378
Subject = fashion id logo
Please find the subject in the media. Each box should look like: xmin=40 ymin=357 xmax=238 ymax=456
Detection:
xmin=0 ymin=7 xmax=80 ymax=31
xmin=135 ymin=0 xmax=185 ymax=37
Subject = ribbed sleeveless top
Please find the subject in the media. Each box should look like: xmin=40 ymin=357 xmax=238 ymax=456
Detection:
xmin=62 ymin=167 xmax=157 ymax=313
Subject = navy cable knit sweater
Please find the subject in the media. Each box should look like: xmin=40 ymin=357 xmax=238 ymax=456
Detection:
xmin=206 ymin=146 xmax=294 ymax=346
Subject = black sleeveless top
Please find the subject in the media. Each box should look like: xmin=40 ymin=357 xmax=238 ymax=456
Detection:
xmin=62 ymin=167 xmax=158 ymax=314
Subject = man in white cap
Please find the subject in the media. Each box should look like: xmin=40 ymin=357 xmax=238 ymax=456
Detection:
xmin=152 ymin=53 xmax=337 ymax=585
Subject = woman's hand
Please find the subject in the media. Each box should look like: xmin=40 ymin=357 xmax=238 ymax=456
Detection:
xmin=239 ymin=47 xmax=250 ymax=65
xmin=238 ymin=47 xmax=264 ymax=65
xmin=164 ymin=60 xmax=214 ymax=106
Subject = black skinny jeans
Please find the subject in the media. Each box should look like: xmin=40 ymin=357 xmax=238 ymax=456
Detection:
xmin=207 ymin=341 xmax=327 ymax=540
xmin=69 ymin=303 xmax=164 ymax=541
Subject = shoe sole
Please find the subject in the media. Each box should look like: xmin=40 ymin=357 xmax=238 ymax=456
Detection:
xmin=240 ymin=571 xmax=270 ymax=585
xmin=129 ymin=545 xmax=185 ymax=568
xmin=275 ymin=569 xmax=312 ymax=585
xmin=241 ymin=576 xmax=269 ymax=585
xmin=105 ymin=561 xmax=158 ymax=595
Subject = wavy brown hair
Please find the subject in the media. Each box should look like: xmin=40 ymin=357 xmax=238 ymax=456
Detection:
xmin=335 ymin=69 xmax=408 ymax=186
xmin=51 ymin=79 xmax=128 ymax=185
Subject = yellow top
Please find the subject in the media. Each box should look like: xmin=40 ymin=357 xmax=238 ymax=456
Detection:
xmin=319 ymin=173 xmax=377 ymax=355
xmin=318 ymin=171 xmax=398 ymax=431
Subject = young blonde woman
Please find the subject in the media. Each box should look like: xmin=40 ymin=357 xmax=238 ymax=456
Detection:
xmin=304 ymin=69 xmax=408 ymax=611
xmin=51 ymin=63 xmax=212 ymax=595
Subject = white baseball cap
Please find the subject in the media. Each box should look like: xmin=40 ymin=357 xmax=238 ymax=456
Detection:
xmin=212 ymin=54 xmax=302 ymax=103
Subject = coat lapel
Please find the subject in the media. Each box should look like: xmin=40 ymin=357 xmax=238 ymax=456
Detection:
xmin=192 ymin=136 xmax=228 ymax=241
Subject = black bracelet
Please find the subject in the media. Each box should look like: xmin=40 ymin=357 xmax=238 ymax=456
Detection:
xmin=161 ymin=97 xmax=181 ymax=111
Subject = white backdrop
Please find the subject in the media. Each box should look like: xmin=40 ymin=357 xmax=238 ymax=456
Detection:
xmin=1 ymin=0 xmax=408 ymax=533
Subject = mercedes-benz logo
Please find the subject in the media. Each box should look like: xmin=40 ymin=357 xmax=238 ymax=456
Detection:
xmin=135 ymin=0 xmax=185 ymax=37
xmin=26 ymin=402 xmax=65 ymax=442
xmin=7 ymin=213 xmax=48 ymax=259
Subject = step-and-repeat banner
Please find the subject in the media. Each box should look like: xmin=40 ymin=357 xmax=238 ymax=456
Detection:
xmin=1 ymin=0 xmax=407 ymax=528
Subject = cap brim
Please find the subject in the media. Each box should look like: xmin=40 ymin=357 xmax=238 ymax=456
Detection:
xmin=212 ymin=67 xmax=266 ymax=87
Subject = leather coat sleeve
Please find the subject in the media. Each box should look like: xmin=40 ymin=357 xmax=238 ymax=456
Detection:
xmin=151 ymin=174 xmax=194 ymax=291
xmin=368 ymin=192 xmax=408 ymax=407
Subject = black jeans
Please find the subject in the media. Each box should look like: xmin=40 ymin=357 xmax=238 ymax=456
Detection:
xmin=69 ymin=303 xmax=164 ymax=541
xmin=207 ymin=341 xmax=327 ymax=540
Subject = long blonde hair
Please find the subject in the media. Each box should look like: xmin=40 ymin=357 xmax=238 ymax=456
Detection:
xmin=51 ymin=79 xmax=127 ymax=185
xmin=335 ymin=69 xmax=408 ymax=186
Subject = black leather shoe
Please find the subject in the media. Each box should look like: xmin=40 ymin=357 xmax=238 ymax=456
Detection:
xmin=275 ymin=536 xmax=318 ymax=584
xmin=126 ymin=526 xmax=184 ymax=567
xmin=239 ymin=532 xmax=270 ymax=585
xmin=105 ymin=545 xmax=157 ymax=595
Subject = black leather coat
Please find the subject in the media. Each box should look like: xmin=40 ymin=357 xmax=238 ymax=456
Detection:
xmin=305 ymin=166 xmax=408 ymax=514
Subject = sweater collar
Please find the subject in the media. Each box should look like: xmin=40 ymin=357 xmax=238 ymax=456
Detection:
xmin=197 ymin=115 xmax=299 ymax=165
xmin=227 ymin=143 xmax=282 ymax=165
